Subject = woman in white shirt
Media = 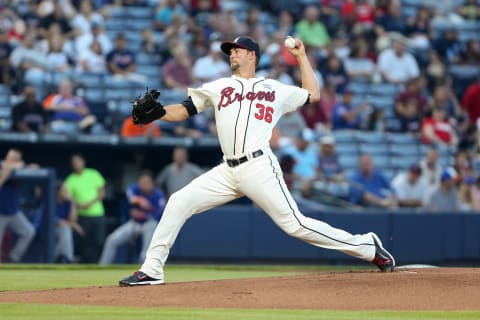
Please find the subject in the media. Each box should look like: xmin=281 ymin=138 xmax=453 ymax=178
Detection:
xmin=77 ymin=40 xmax=106 ymax=73
xmin=344 ymin=38 xmax=377 ymax=82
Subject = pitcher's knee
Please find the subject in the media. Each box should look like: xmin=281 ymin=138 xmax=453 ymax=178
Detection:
xmin=165 ymin=190 xmax=195 ymax=216
xmin=21 ymin=224 xmax=35 ymax=240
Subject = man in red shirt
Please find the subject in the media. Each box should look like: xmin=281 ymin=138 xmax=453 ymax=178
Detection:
xmin=462 ymin=79 xmax=480 ymax=124
xmin=421 ymin=106 xmax=458 ymax=146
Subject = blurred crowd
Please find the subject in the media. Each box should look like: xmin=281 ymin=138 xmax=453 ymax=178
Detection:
xmin=1 ymin=0 xmax=480 ymax=263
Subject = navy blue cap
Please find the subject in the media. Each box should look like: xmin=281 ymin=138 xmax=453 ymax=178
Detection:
xmin=221 ymin=36 xmax=261 ymax=59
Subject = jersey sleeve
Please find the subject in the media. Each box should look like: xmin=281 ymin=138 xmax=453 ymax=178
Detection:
xmin=280 ymin=83 xmax=310 ymax=114
xmin=187 ymin=84 xmax=214 ymax=113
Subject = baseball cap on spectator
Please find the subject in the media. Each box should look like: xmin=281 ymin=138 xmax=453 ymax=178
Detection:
xmin=409 ymin=164 xmax=422 ymax=175
xmin=440 ymin=167 xmax=458 ymax=182
xmin=298 ymin=128 xmax=316 ymax=142
xmin=221 ymin=36 xmax=261 ymax=59
xmin=210 ymin=41 xmax=222 ymax=53
xmin=320 ymin=135 xmax=336 ymax=145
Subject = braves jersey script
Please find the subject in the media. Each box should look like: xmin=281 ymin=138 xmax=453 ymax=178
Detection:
xmin=188 ymin=76 xmax=309 ymax=157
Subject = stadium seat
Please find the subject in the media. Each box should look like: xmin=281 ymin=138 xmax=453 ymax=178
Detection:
xmin=127 ymin=6 xmax=154 ymax=19
xmin=335 ymin=143 xmax=359 ymax=155
xmin=360 ymin=143 xmax=389 ymax=155
xmin=367 ymin=83 xmax=401 ymax=97
xmin=386 ymin=133 xmax=419 ymax=144
xmin=84 ymin=88 xmax=105 ymax=103
xmin=339 ymin=154 xmax=359 ymax=169
xmin=356 ymin=132 xmax=386 ymax=144
xmin=331 ymin=130 xmax=357 ymax=143
xmin=137 ymin=64 xmax=162 ymax=77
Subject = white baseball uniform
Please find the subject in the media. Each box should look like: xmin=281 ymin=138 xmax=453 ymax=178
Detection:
xmin=140 ymin=75 xmax=376 ymax=279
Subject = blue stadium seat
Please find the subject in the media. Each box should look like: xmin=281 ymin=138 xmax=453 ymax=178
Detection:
xmin=389 ymin=143 xmax=420 ymax=157
xmin=339 ymin=154 xmax=359 ymax=169
xmin=137 ymin=53 xmax=162 ymax=65
xmin=356 ymin=132 xmax=386 ymax=144
xmin=84 ymin=88 xmax=105 ymax=103
xmin=367 ymin=83 xmax=401 ymax=97
xmin=360 ymin=143 xmax=389 ymax=155
xmin=390 ymin=156 xmax=418 ymax=170
xmin=386 ymin=133 xmax=419 ymax=144
xmin=127 ymin=7 xmax=154 ymax=19
xmin=335 ymin=143 xmax=359 ymax=155
xmin=372 ymin=155 xmax=390 ymax=168
xmin=106 ymin=88 xmax=134 ymax=100
xmin=137 ymin=64 xmax=161 ymax=77
xmin=331 ymin=130 xmax=357 ymax=143
xmin=75 ymin=73 xmax=104 ymax=87
xmin=0 ymin=92 xmax=11 ymax=108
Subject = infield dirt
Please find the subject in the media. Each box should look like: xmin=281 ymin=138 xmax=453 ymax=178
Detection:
xmin=1 ymin=268 xmax=479 ymax=310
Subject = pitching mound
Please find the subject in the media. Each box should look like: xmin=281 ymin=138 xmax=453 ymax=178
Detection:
xmin=1 ymin=268 xmax=479 ymax=310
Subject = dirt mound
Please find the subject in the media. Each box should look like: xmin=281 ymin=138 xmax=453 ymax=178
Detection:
xmin=1 ymin=268 xmax=479 ymax=310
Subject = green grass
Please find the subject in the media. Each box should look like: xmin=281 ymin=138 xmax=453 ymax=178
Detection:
xmin=0 ymin=264 xmax=363 ymax=292
xmin=0 ymin=304 xmax=478 ymax=320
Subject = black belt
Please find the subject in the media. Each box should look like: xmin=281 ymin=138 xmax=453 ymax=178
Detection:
xmin=226 ymin=150 xmax=264 ymax=168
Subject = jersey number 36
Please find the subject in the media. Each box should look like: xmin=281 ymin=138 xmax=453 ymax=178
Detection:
xmin=254 ymin=103 xmax=274 ymax=123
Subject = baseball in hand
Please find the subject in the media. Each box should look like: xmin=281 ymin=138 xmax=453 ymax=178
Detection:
xmin=284 ymin=37 xmax=296 ymax=49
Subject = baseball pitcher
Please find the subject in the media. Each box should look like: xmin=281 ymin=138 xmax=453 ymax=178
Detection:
xmin=120 ymin=36 xmax=395 ymax=286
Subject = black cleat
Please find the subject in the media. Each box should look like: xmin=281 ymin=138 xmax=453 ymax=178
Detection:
xmin=370 ymin=233 xmax=395 ymax=272
xmin=119 ymin=271 xmax=165 ymax=286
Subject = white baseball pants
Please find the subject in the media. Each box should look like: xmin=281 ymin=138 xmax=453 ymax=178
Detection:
xmin=141 ymin=149 xmax=375 ymax=279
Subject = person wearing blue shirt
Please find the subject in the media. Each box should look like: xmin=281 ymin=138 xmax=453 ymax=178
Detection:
xmin=0 ymin=149 xmax=35 ymax=263
xmin=281 ymin=129 xmax=319 ymax=180
xmin=99 ymin=171 xmax=166 ymax=264
xmin=331 ymin=89 xmax=369 ymax=130
xmin=348 ymin=154 xmax=398 ymax=208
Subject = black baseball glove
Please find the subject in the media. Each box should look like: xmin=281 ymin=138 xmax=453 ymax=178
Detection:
xmin=131 ymin=89 xmax=166 ymax=124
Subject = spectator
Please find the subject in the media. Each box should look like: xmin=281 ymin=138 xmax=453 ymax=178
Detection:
xmin=65 ymin=153 xmax=106 ymax=263
xmin=0 ymin=28 xmax=12 ymax=86
xmin=366 ymin=107 xmax=386 ymax=132
xmin=275 ymin=10 xmax=295 ymax=38
xmin=430 ymin=85 xmax=467 ymax=131
xmin=433 ymin=29 xmax=462 ymax=64
xmin=458 ymin=175 xmax=480 ymax=211
xmin=377 ymin=40 xmax=420 ymax=84
xmin=405 ymin=5 xmax=432 ymax=49
xmin=77 ymin=40 xmax=107 ymax=73
xmin=9 ymin=32 xmax=50 ymax=100
xmin=395 ymin=77 xmax=428 ymax=133
xmin=458 ymin=39 xmax=480 ymax=65
xmin=343 ymin=37 xmax=377 ymax=82
xmin=317 ymin=135 xmax=345 ymax=182
xmin=281 ymin=129 xmax=319 ymax=182
xmin=38 ymin=2 xmax=74 ymax=39
xmin=46 ymin=34 xmax=73 ymax=73
xmin=156 ymin=147 xmax=203 ymax=199
xmin=462 ymin=78 xmax=480 ymax=125
xmin=141 ymin=28 xmax=159 ymax=54
xmin=351 ymin=0 xmax=377 ymax=34
xmin=348 ymin=154 xmax=397 ymax=208
xmin=55 ymin=182 xmax=84 ymax=263
xmin=295 ymin=6 xmax=330 ymax=49
xmin=192 ymin=41 xmax=229 ymax=83
xmin=425 ymin=50 xmax=447 ymax=91
xmin=257 ymin=48 xmax=294 ymax=85
xmin=332 ymin=88 xmax=369 ymax=130
xmin=391 ymin=164 xmax=428 ymax=208
xmin=375 ymin=0 xmax=407 ymax=36
xmin=11 ymin=86 xmax=48 ymax=133
xmin=419 ymin=147 xmax=442 ymax=190
xmin=163 ymin=44 xmax=193 ymax=92
xmin=106 ymin=33 xmax=146 ymax=84
xmin=71 ymin=0 xmax=104 ymax=37
xmin=319 ymin=53 xmax=349 ymax=93
xmin=421 ymin=106 xmax=458 ymax=146
xmin=318 ymin=80 xmax=338 ymax=127
xmin=0 ymin=149 xmax=36 ymax=263
xmin=99 ymin=171 xmax=165 ymax=264
xmin=121 ymin=117 xmax=161 ymax=139
xmin=300 ymin=100 xmax=328 ymax=132
xmin=423 ymin=168 xmax=460 ymax=212
xmin=75 ymin=21 xmax=113 ymax=57
xmin=42 ymin=78 xmax=97 ymax=134
xmin=456 ymin=0 xmax=480 ymax=21
xmin=154 ymin=0 xmax=187 ymax=31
